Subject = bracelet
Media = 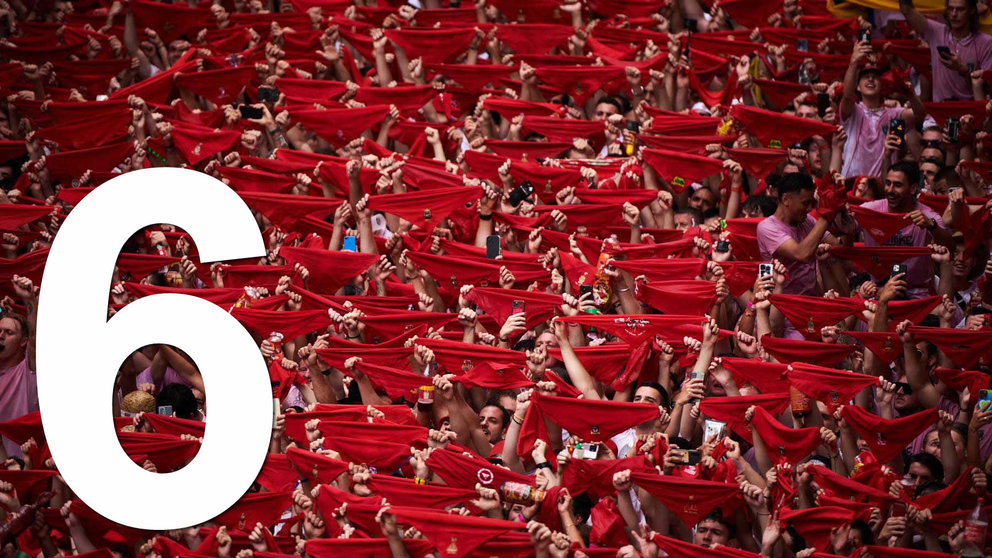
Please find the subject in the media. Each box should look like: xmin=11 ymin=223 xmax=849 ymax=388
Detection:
xmin=413 ymin=476 xmax=428 ymax=485
xmin=146 ymin=147 xmax=168 ymax=165
xmin=535 ymin=461 xmax=551 ymax=469
xmin=499 ymin=336 xmax=510 ymax=343
xmin=479 ymin=213 xmax=493 ymax=221
xmin=616 ymin=287 xmax=630 ymax=293
xmin=347 ymin=333 xmax=361 ymax=339
xmin=511 ymin=414 xmax=524 ymax=424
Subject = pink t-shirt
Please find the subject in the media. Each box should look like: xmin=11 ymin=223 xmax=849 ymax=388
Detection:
xmin=859 ymin=199 xmax=941 ymax=298
xmin=756 ymin=214 xmax=823 ymax=296
xmin=924 ymin=19 xmax=992 ymax=102
xmin=840 ymin=103 xmax=905 ymax=178
xmin=0 ymin=353 xmax=38 ymax=458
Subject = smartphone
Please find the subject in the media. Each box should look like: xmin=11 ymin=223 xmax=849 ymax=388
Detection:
xmin=579 ymin=284 xmax=594 ymax=298
xmin=689 ymin=370 xmax=705 ymax=405
xmin=685 ymin=18 xmax=698 ymax=33
xmin=512 ymin=299 xmax=526 ymax=315
xmin=508 ymin=180 xmax=534 ymax=207
xmin=343 ymin=235 xmax=357 ymax=252
xmin=858 ymin=27 xmax=871 ymax=43
xmin=670 ymin=448 xmax=702 ymax=465
xmin=817 ymin=92 xmax=830 ymax=118
xmin=758 ymin=262 xmax=773 ymax=280
xmin=797 ymin=38 xmax=809 ymax=52
xmin=583 ymin=443 xmax=600 ymax=459
xmin=238 ymin=104 xmax=264 ymax=119
xmin=703 ymin=419 xmax=727 ymax=442
xmin=715 ymin=240 xmax=730 ymax=253
xmin=979 ymin=389 xmax=992 ymax=411
xmin=486 ymin=234 xmax=501 ymax=259
xmin=946 ymin=117 xmax=960 ymax=144
xmin=891 ymin=263 xmax=907 ymax=277
xmin=890 ymin=502 xmax=907 ymax=518
xmin=889 ymin=118 xmax=905 ymax=146
xmin=937 ymin=46 xmax=951 ymax=59
xmin=157 ymin=405 xmax=173 ymax=416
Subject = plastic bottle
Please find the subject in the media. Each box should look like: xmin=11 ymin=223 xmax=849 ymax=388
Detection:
xmin=500 ymin=482 xmax=546 ymax=505
xmin=962 ymin=498 xmax=987 ymax=557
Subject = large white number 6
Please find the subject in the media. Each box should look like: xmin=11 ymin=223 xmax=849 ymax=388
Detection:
xmin=37 ymin=168 xmax=273 ymax=529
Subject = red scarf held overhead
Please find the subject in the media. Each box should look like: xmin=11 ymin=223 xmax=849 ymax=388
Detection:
xmin=289 ymin=105 xmax=391 ymax=147
xmin=230 ymin=307 xmax=332 ymax=341
xmin=384 ymin=27 xmax=477 ymax=63
xmin=174 ymin=66 xmax=255 ymax=107
xmin=426 ymin=447 xmax=535 ymax=490
xmin=768 ymin=294 xmax=862 ymax=340
xmin=854 ymin=295 xmax=943 ymax=330
xmin=719 ymin=357 xmax=790 ymax=394
xmin=547 ymin=343 xmax=633 ymax=385
xmin=285 ymin=446 xmax=350 ymax=486
xmin=367 ymin=185 xmax=482 ymax=235
xmin=277 ymin=246 xmax=379 ymax=295
xmin=635 ymin=279 xmax=718 ymax=316
xmin=778 ymin=506 xmax=856 ymax=553
xmin=729 ymin=104 xmax=836 ymax=148
xmin=349 ymin=361 xmax=432 ymax=401
xmin=516 ymin=391 xmax=660 ymax=459
xmin=217 ymin=166 xmax=298 ymax=194
xmin=629 ymin=472 xmax=742 ymax=528
xmin=848 ymin=205 xmax=910 ymax=244
xmin=760 ymin=335 xmax=857 ymax=367
xmin=847 ymin=330 xmax=902 ymax=365
xmin=451 ymin=361 xmax=534 ymax=390
xmin=389 ymin=506 xmax=524 ymax=558
xmin=828 ymin=245 xmax=933 ymax=279
xmin=611 ymin=258 xmax=708 ymax=282
xmin=495 ymin=23 xmax=574 ymax=55
xmin=641 ymin=148 xmax=726 ymax=192
xmin=416 ymin=337 xmax=526 ymax=374
xmin=466 ymin=287 xmax=562 ymax=333
xmin=237 ymin=192 xmax=343 ymax=231
xmin=788 ymin=362 xmax=880 ymax=412
xmin=699 ymin=392 xmax=790 ymax=443
xmin=907 ymin=326 xmax=992 ymax=369
xmin=840 ymin=405 xmax=937 ymax=464
xmin=521 ymin=116 xmax=606 ymax=143
xmin=749 ymin=406 xmax=823 ymax=465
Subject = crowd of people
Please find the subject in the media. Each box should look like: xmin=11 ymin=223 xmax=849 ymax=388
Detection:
xmin=0 ymin=0 xmax=991 ymax=555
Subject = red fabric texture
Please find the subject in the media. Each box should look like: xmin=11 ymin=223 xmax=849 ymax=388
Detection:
xmin=760 ymin=335 xmax=856 ymax=367
xmin=788 ymin=362 xmax=880 ymax=411
xmin=749 ymin=406 xmax=822 ymax=465
xmin=840 ymin=405 xmax=937 ymax=463
xmin=768 ymin=294 xmax=861 ymax=340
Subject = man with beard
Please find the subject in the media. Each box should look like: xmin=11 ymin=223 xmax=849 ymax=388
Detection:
xmin=860 ymin=161 xmax=953 ymax=298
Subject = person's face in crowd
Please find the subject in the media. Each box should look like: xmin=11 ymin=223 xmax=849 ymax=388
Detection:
xmin=795 ymin=104 xmax=819 ymax=120
xmin=592 ymin=102 xmax=619 ymax=122
xmin=535 ymin=330 xmax=558 ymax=354
xmin=883 ymin=169 xmax=917 ymax=211
xmin=779 ymin=188 xmax=814 ymax=225
xmin=945 ymin=0 xmax=973 ymax=33
xmin=633 ymin=385 xmax=663 ymax=406
xmin=167 ymin=41 xmax=187 ymax=65
xmin=921 ymin=128 xmax=942 ymax=143
xmin=919 ymin=162 xmax=940 ymax=190
xmin=438 ymin=416 xmax=452 ymax=432
xmin=807 ymin=139 xmax=826 ymax=172
xmin=952 ymin=244 xmax=975 ymax=279
xmin=893 ymin=374 xmax=920 ymax=411
xmin=690 ymin=187 xmax=716 ymax=212
xmin=674 ymin=212 xmax=694 ymax=230
xmin=920 ymin=147 xmax=943 ymax=162
xmin=499 ymin=393 xmax=517 ymax=413
xmin=479 ymin=405 xmax=506 ymax=444
xmin=923 ymin=430 xmax=942 ymax=458
xmin=694 ymin=519 xmax=731 ymax=546
xmin=707 ymin=372 xmax=726 ymax=397
xmin=906 ymin=461 xmax=934 ymax=488
xmin=0 ymin=317 xmax=26 ymax=362
xmin=856 ymin=71 xmax=881 ymax=99
xmin=0 ymin=165 xmax=12 ymax=184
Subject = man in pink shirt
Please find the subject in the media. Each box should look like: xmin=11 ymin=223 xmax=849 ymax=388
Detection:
xmin=900 ymin=0 xmax=992 ymax=102
xmin=860 ymin=161 xmax=953 ymax=299
xmin=840 ymin=39 xmax=926 ymax=178
xmin=757 ymin=174 xmax=835 ymax=296
xmin=0 ymin=276 xmax=38 ymax=460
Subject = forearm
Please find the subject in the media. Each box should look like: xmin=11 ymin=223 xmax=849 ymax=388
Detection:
xmin=557 ymin=338 xmax=599 ymax=399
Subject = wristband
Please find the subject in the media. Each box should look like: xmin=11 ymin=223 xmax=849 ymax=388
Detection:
xmin=535 ymin=461 xmax=551 ymax=469
xmin=479 ymin=213 xmax=493 ymax=220
xmin=413 ymin=476 xmax=428 ymax=485
xmin=512 ymin=414 xmax=524 ymax=424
